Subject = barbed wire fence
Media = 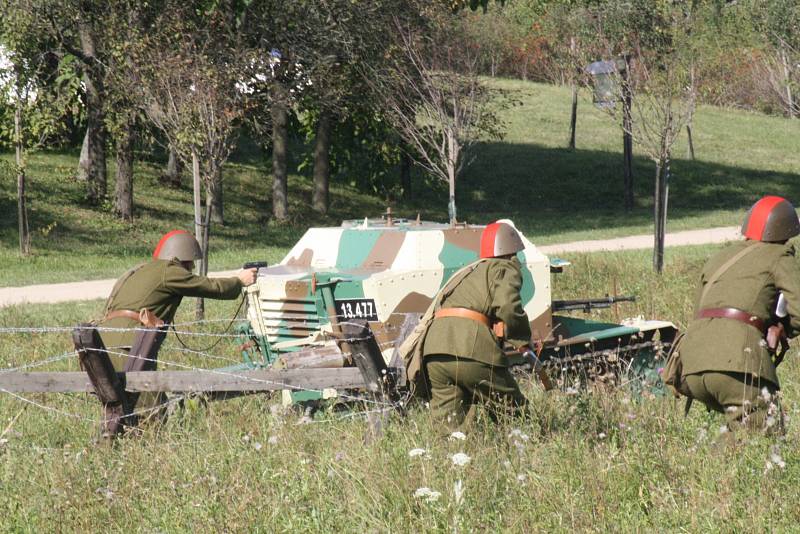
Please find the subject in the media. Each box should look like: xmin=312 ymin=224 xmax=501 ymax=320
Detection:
xmin=0 ymin=312 xmax=418 ymax=433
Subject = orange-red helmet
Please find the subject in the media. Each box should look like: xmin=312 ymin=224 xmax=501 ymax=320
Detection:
xmin=479 ymin=221 xmax=525 ymax=258
xmin=153 ymin=230 xmax=202 ymax=261
xmin=741 ymin=196 xmax=800 ymax=242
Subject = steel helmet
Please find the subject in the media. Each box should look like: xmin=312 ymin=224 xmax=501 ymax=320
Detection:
xmin=741 ymin=196 xmax=800 ymax=242
xmin=480 ymin=221 xmax=525 ymax=258
xmin=153 ymin=230 xmax=202 ymax=261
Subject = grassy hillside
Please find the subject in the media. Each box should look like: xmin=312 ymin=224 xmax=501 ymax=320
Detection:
xmin=2 ymin=245 xmax=800 ymax=530
xmin=0 ymin=78 xmax=798 ymax=287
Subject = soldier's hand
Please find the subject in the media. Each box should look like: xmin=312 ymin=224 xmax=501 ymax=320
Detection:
xmin=237 ymin=268 xmax=258 ymax=287
xmin=767 ymin=323 xmax=786 ymax=351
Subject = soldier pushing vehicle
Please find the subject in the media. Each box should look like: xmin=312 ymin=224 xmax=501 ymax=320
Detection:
xmin=668 ymin=196 xmax=800 ymax=433
xmin=85 ymin=230 xmax=257 ymax=433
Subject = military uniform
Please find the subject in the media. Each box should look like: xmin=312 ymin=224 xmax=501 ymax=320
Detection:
xmin=679 ymin=239 xmax=800 ymax=430
xmin=422 ymin=256 xmax=531 ymax=429
xmin=99 ymin=259 xmax=243 ymax=369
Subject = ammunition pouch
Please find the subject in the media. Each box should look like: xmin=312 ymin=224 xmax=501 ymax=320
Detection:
xmin=662 ymin=333 xmax=691 ymax=399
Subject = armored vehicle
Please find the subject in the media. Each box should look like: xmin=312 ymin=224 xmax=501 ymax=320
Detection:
xmin=236 ymin=217 xmax=677 ymax=400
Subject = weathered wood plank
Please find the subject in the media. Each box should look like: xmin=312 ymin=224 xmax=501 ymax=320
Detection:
xmin=0 ymin=368 xmax=405 ymax=393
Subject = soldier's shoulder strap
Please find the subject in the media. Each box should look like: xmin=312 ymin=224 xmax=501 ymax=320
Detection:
xmin=699 ymin=241 xmax=760 ymax=308
xmin=102 ymin=262 xmax=149 ymax=317
xmin=436 ymin=258 xmax=491 ymax=308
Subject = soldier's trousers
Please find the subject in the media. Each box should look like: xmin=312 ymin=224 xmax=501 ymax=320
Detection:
xmin=424 ymin=354 xmax=528 ymax=431
xmin=684 ymin=371 xmax=781 ymax=433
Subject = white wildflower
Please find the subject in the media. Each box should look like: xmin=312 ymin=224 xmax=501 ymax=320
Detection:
xmin=449 ymin=431 xmax=466 ymax=441
xmin=516 ymin=473 xmax=527 ymax=485
xmin=719 ymin=425 xmax=729 ymax=435
xmin=268 ymin=435 xmax=279 ymax=445
xmin=253 ymin=442 xmax=263 ymax=451
xmin=761 ymin=387 xmax=773 ymax=403
xmin=95 ymin=487 xmax=114 ymax=500
xmin=453 ymin=479 xmax=464 ymax=506
xmin=598 ymin=432 xmax=607 ymax=440
xmin=508 ymin=429 xmax=529 ymax=442
xmin=0 ymin=438 xmax=8 ymax=447
xmin=408 ymin=448 xmax=428 ymax=458
xmin=451 ymin=452 xmax=471 ymax=467
xmin=765 ymin=460 xmax=774 ymax=473
xmin=414 ymin=487 xmax=441 ymax=503
xmin=503 ymin=460 xmax=512 ymax=469
xmin=770 ymin=445 xmax=786 ymax=469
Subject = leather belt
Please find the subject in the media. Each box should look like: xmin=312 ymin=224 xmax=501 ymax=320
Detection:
xmin=105 ymin=309 xmax=165 ymax=329
xmin=434 ymin=307 xmax=505 ymax=338
xmin=435 ymin=307 xmax=491 ymax=327
xmin=697 ymin=307 xmax=765 ymax=332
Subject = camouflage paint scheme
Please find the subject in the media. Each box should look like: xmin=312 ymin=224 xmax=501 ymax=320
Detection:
xmin=241 ymin=218 xmax=676 ymax=389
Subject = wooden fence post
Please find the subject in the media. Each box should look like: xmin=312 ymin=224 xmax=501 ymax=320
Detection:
xmin=72 ymin=325 xmax=130 ymax=439
xmin=341 ymin=320 xmax=403 ymax=442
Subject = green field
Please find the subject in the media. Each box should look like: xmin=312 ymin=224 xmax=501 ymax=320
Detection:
xmin=2 ymin=245 xmax=800 ymax=530
xmin=1 ymin=78 xmax=799 ymax=286
xmin=1 ymin=78 xmax=800 ymax=531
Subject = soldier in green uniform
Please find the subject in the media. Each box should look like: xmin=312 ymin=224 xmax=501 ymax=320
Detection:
xmin=678 ymin=196 xmax=800 ymax=432
xmin=98 ymin=230 xmax=256 ymax=365
xmin=422 ymin=221 xmax=542 ymax=430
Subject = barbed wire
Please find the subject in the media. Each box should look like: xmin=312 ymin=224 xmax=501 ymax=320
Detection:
xmin=0 ymin=312 xmax=416 ymax=430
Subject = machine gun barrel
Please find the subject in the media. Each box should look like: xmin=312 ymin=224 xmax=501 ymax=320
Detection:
xmin=552 ymin=295 xmax=636 ymax=313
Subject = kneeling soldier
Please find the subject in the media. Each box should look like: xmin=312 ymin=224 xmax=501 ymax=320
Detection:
xmin=422 ymin=221 xmax=538 ymax=430
xmin=678 ymin=196 xmax=800 ymax=433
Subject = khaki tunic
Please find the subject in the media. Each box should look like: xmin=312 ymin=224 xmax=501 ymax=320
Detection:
xmin=98 ymin=259 xmax=243 ymax=363
xmin=680 ymin=240 xmax=800 ymax=386
xmin=422 ymin=257 xmax=532 ymax=365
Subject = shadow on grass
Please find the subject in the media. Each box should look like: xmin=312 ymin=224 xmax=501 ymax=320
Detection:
xmin=404 ymin=141 xmax=800 ymax=236
xmin=0 ymin=138 xmax=798 ymax=274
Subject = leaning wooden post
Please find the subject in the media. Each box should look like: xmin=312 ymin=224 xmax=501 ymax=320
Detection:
xmin=341 ymin=320 xmax=402 ymax=442
xmin=72 ymin=325 xmax=130 ymax=439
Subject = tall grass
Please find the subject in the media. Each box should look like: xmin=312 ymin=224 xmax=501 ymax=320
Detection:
xmin=2 ymin=244 xmax=799 ymax=530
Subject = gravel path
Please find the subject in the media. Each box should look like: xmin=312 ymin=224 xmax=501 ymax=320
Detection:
xmin=0 ymin=226 xmax=741 ymax=308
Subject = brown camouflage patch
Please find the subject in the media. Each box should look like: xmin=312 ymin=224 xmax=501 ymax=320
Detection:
xmin=361 ymin=231 xmax=406 ymax=270
xmin=286 ymin=248 xmax=314 ymax=267
xmin=442 ymin=228 xmax=482 ymax=252
xmin=392 ymin=291 xmax=433 ymax=313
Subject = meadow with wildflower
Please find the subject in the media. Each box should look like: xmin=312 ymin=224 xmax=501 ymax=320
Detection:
xmin=2 ymin=244 xmax=800 ymax=531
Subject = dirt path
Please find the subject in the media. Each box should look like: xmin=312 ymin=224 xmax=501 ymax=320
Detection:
xmin=0 ymin=226 xmax=741 ymax=308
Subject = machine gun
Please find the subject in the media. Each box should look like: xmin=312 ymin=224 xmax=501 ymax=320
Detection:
xmin=552 ymin=295 xmax=636 ymax=313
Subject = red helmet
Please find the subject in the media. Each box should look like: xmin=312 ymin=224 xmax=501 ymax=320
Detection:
xmin=480 ymin=221 xmax=525 ymax=259
xmin=153 ymin=230 xmax=202 ymax=261
xmin=741 ymin=196 xmax=800 ymax=242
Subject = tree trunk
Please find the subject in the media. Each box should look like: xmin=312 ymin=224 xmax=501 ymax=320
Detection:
xmin=312 ymin=111 xmax=331 ymax=214
xmin=78 ymin=21 xmax=107 ymax=205
xmin=209 ymin=166 xmax=224 ymax=225
xmin=78 ymin=128 xmax=90 ymax=182
xmin=781 ymin=45 xmax=795 ymax=118
xmin=162 ymin=146 xmax=182 ymax=188
xmin=271 ymin=95 xmax=289 ymax=221
xmin=621 ymin=56 xmax=634 ymax=211
xmin=400 ymin=151 xmax=411 ymax=200
xmin=192 ymin=151 xmax=205 ymax=320
xmin=652 ymin=158 xmax=670 ymax=274
xmin=113 ymin=116 xmax=135 ymax=221
xmin=447 ymin=133 xmax=458 ymax=225
xmin=15 ymin=100 xmax=30 ymax=256
xmin=569 ymin=82 xmax=578 ymax=150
